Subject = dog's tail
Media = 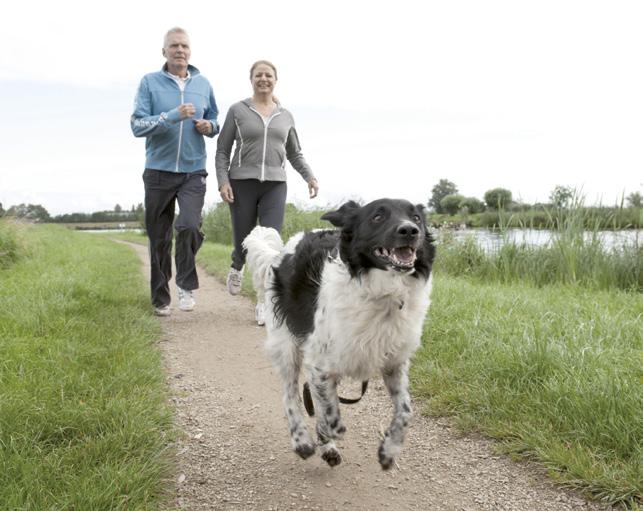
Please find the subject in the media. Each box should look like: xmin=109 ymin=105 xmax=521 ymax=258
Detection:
xmin=242 ymin=226 xmax=283 ymax=302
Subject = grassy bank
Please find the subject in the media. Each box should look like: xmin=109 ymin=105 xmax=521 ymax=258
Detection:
xmin=0 ymin=223 xmax=173 ymax=509
xmin=436 ymin=230 xmax=641 ymax=292
xmin=411 ymin=277 xmax=641 ymax=507
xmin=428 ymin=205 xmax=641 ymax=230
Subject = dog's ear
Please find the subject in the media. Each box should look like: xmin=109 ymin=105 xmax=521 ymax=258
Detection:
xmin=415 ymin=204 xmax=426 ymax=221
xmin=321 ymin=200 xmax=360 ymax=227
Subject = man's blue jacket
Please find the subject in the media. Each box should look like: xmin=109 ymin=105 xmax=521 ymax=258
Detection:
xmin=131 ymin=64 xmax=219 ymax=172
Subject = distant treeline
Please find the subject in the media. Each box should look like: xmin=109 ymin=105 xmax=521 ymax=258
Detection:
xmin=0 ymin=203 xmax=144 ymax=224
xmin=50 ymin=210 xmax=142 ymax=224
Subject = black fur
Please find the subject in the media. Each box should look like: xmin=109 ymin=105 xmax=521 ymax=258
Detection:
xmin=272 ymin=229 xmax=340 ymax=338
xmin=271 ymin=199 xmax=435 ymax=340
xmin=321 ymin=198 xmax=435 ymax=279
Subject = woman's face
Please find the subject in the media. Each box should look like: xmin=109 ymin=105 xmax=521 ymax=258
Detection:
xmin=251 ymin=64 xmax=277 ymax=95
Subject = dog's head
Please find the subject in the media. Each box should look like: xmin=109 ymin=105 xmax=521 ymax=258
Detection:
xmin=321 ymin=199 xmax=436 ymax=279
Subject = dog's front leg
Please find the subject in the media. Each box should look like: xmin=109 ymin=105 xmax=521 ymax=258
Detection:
xmin=378 ymin=361 xmax=412 ymax=470
xmin=308 ymin=366 xmax=344 ymax=467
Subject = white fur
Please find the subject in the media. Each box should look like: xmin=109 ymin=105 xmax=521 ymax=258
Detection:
xmin=244 ymin=225 xmax=433 ymax=469
xmin=242 ymin=226 xmax=283 ymax=302
xmin=306 ymin=259 xmax=432 ymax=381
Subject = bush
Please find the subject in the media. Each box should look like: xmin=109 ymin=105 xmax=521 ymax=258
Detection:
xmin=202 ymin=202 xmax=232 ymax=245
xmin=202 ymin=202 xmax=330 ymax=246
xmin=459 ymin=197 xmax=485 ymax=214
xmin=0 ymin=220 xmax=28 ymax=269
xmin=439 ymin=194 xmax=465 ymax=216
xmin=484 ymin=188 xmax=512 ymax=210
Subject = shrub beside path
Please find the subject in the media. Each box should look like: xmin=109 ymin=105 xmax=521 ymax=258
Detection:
xmin=128 ymin=242 xmax=610 ymax=511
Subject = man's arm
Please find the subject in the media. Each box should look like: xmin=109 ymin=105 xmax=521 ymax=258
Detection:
xmin=130 ymin=77 xmax=184 ymax=138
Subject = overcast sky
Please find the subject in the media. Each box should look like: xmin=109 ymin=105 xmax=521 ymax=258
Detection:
xmin=1 ymin=0 xmax=641 ymax=215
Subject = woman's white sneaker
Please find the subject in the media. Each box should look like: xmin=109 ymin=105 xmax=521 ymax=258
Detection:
xmin=226 ymin=267 xmax=243 ymax=295
xmin=255 ymin=302 xmax=265 ymax=326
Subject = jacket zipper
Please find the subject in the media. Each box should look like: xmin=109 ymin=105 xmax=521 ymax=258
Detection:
xmin=234 ymin=119 xmax=243 ymax=167
xmin=175 ymin=89 xmax=185 ymax=172
xmin=250 ymin=107 xmax=281 ymax=181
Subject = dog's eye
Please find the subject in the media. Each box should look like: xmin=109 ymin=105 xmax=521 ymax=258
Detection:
xmin=372 ymin=214 xmax=383 ymax=222
xmin=412 ymin=215 xmax=422 ymax=223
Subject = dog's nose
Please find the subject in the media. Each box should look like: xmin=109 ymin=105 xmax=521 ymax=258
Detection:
xmin=396 ymin=222 xmax=419 ymax=239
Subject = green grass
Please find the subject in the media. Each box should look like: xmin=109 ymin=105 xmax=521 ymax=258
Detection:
xmin=0 ymin=225 xmax=174 ymax=510
xmin=436 ymin=231 xmax=641 ymax=292
xmin=411 ymin=277 xmax=642 ymax=507
xmin=0 ymin=219 xmax=31 ymax=269
xmin=435 ymin=197 xmax=642 ymax=293
xmin=197 ymin=243 xmax=256 ymax=298
xmin=202 ymin=202 xmax=329 ymax=246
xmin=428 ymin=204 xmax=641 ymax=230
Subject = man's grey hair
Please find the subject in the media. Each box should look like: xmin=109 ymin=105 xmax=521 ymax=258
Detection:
xmin=163 ymin=27 xmax=189 ymax=48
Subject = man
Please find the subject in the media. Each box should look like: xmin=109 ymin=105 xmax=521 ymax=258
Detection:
xmin=131 ymin=27 xmax=219 ymax=316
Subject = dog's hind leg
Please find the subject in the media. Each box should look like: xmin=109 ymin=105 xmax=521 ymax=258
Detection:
xmin=307 ymin=366 xmax=345 ymax=467
xmin=378 ymin=361 xmax=413 ymax=470
xmin=267 ymin=331 xmax=316 ymax=459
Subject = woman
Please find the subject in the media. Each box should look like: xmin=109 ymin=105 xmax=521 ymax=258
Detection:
xmin=215 ymin=60 xmax=319 ymax=325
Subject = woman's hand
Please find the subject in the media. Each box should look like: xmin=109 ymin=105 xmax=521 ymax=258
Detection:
xmin=308 ymin=178 xmax=319 ymax=199
xmin=219 ymin=183 xmax=234 ymax=203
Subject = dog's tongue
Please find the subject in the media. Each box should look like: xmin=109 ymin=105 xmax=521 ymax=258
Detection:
xmin=393 ymin=247 xmax=415 ymax=264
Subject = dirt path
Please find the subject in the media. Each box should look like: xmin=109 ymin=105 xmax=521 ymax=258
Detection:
xmin=127 ymin=242 xmax=610 ymax=511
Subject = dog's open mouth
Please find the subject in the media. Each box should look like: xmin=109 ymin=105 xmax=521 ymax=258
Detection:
xmin=373 ymin=246 xmax=417 ymax=270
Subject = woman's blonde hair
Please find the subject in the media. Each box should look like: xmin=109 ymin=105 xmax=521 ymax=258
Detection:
xmin=250 ymin=60 xmax=278 ymax=80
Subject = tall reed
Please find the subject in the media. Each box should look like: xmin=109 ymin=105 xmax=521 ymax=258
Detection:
xmin=435 ymin=195 xmax=641 ymax=292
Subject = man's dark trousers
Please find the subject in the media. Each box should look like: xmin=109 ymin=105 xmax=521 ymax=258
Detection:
xmin=143 ymin=168 xmax=207 ymax=307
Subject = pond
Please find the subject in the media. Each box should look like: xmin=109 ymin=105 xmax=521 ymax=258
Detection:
xmin=79 ymin=228 xmax=145 ymax=234
xmin=437 ymin=228 xmax=642 ymax=251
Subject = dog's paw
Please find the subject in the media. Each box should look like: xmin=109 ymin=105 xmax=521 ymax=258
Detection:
xmin=292 ymin=429 xmax=316 ymax=459
xmin=378 ymin=444 xmax=394 ymax=470
xmin=328 ymin=418 xmax=346 ymax=440
xmin=320 ymin=445 xmax=342 ymax=467
xmin=377 ymin=437 xmax=401 ymax=470
xmin=294 ymin=442 xmax=316 ymax=459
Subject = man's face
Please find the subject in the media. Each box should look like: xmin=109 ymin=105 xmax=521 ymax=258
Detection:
xmin=162 ymin=32 xmax=191 ymax=70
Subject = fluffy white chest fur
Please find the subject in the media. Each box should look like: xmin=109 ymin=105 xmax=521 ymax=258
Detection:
xmin=306 ymin=259 xmax=433 ymax=381
xmin=242 ymin=198 xmax=437 ymax=470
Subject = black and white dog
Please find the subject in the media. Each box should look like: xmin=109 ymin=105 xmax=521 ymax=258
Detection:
xmin=243 ymin=199 xmax=435 ymax=469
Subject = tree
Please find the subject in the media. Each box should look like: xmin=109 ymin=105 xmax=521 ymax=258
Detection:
xmin=440 ymin=194 xmax=465 ymax=216
xmin=428 ymin=179 xmax=458 ymax=213
xmin=484 ymin=188 xmax=512 ymax=210
xmin=0 ymin=203 xmax=4 ymax=217
xmin=5 ymin=203 xmax=51 ymax=222
xmin=549 ymin=185 xmax=574 ymax=208
xmin=460 ymin=197 xmax=485 ymax=214
xmin=114 ymin=204 xmax=122 ymax=213
xmin=626 ymin=191 xmax=641 ymax=208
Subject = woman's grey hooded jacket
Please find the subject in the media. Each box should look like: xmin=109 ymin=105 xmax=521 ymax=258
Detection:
xmin=215 ymin=99 xmax=314 ymax=189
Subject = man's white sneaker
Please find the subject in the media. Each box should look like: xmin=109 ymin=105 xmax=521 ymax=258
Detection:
xmin=255 ymin=302 xmax=265 ymax=326
xmin=178 ymin=287 xmax=195 ymax=312
xmin=154 ymin=304 xmax=171 ymax=317
xmin=226 ymin=267 xmax=243 ymax=295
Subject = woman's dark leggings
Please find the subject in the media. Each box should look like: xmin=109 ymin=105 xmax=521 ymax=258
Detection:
xmin=229 ymin=179 xmax=287 ymax=270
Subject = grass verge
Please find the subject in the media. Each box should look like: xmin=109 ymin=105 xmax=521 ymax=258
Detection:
xmin=411 ymin=277 xmax=641 ymax=507
xmin=0 ymin=225 xmax=174 ymax=510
